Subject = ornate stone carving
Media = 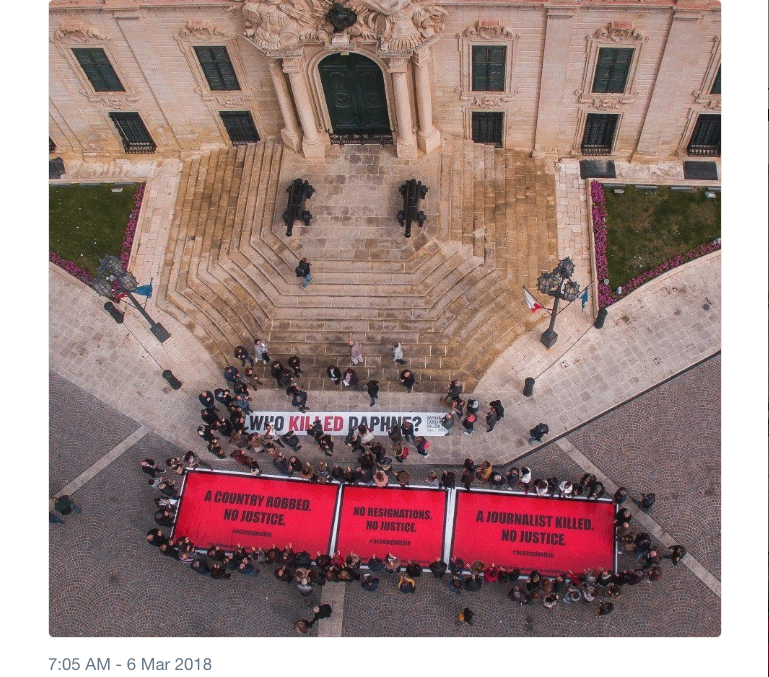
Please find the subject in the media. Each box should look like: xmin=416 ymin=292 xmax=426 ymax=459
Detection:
xmin=80 ymin=90 xmax=141 ymax=109
xmin=462 ymin=20 xmax=515 ymax=41
xmin=178 ymin=20 xmax=234 ymax=41
xmin=240 ymin=0 xmax=446 ymax=54
xmin=53 ymin=20 xmax=106 ymax=42
xmin=350 ymin=0 xmax=446 ymax=52
xmin=454 ymin=88 xmax=516 ymax=107
xmin=591 ymin=96 xmax=633 ymax=110
xmin=594 ymin=21 xmax=647 ymax=43
xmin=242 ymin=0 xmax=332 ymax=50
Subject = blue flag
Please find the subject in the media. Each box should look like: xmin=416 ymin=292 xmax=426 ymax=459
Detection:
xmin=579 ymin=288 xmax=589 ymax=311
xmin=135 ymin=283 xmax=153 ymax=298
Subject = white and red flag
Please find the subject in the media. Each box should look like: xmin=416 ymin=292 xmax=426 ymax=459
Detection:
xmin=524 ymin=288 xmax=544 ymax=313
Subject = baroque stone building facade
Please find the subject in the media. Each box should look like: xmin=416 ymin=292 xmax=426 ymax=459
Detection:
xmin=49 ymin=0 xmax=721 ymax=161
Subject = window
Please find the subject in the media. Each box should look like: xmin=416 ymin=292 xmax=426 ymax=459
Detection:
xmin=72 ymin=48 xmax=124 ymax=92
xmin=687 ymin=114 xmax=720 ymax=157
xmin=581 ymin=113 xmax=618 ymax=155
xmin=592 ymin=48 xmax=633 ymax=94
xmin=194 ymin=46 xmax=240 ymax=91
xmin=109 ymin=112 xmax=156 ymax=153
xmin=471 ymin=46 xmax=506 ymax=92
xmin=220 ymin=111 xmax=260 ymax=145
xmin=471 ymin=112 xmax=504 ymax=147
xmin=710 ymin=67 xmax=720 ymax=95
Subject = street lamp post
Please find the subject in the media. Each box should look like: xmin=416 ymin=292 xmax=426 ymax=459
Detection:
xmin=536 ymin=257 xmax=581 ymax=349
xmin=93 ymin=256 xmax=170 ymax=343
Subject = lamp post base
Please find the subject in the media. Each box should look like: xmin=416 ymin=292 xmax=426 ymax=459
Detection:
xmin=540 ymin=328 xmax=558 ymax=349
xmin=151 ymin=323 xmax=171 ymax=343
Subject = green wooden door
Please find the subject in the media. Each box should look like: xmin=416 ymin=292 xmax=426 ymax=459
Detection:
xmin=319 ymin=53 xmax=390 ymax=135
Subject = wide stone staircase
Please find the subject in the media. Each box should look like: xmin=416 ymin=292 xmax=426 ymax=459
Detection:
xmin=157 ymin=135 xmax=558 ymax=392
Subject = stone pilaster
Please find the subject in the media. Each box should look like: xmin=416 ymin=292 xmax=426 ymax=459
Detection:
xmin=533 ymin=7 xmax=576 ymax=158
xmin=282 ymin=56 xmax=326 ymax=159
xmin=387 ymin=57 xmax=418 ymax=159
xmin=269 ymin=59 xmax=302 ymax=154
xmin=412 ymin=48 xmax=441 ymax=154
xmin=633 ymin=10 xmax=704 ymax=159
xmin=113 ymin=9 xmax=197 ymax=151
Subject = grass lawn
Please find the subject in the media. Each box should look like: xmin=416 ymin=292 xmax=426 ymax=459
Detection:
xmin=49 ymin=183 xmax=138 ymax=277
xmin=603 ymin=185 xmax=720 ymax=289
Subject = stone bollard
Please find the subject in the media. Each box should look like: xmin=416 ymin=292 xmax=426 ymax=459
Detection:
xmin=594 ymin=307 xmax=608 ymax=329
xmin=523 ymin=377 xmax=535 ymax=397
xmin=162 ymin=369 xmax=182 ymax=390
xmin=104 ymin=301 xmax=124 ymax=324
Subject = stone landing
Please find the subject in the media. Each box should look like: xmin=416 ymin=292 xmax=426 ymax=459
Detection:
xmin=157 ymin=137 xmax=558 ymax=392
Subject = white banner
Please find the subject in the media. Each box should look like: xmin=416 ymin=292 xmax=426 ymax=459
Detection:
xmin=244 ymin=411 xmax=448 ymax=436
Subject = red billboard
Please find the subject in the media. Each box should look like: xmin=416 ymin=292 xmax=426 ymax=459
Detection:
xmin=451 ymin=490 xmax=615 ymax=575
xmin=172 ymin=471 xmax=339 ymax=553
xmin=335 ymin=486 xmax=448 ymax=567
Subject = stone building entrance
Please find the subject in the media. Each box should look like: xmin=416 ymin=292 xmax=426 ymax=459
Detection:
xmin=319 ymin=53 xmax=391 ymax=137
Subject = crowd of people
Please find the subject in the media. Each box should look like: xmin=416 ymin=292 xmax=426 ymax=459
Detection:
xmin=142 ymin=444 xmax=687 ymax=628
xmin=136 ymin=339 xmax=691 ymax=631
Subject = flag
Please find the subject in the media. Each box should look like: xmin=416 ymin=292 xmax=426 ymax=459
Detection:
xmin=135 ymin=282 xmax=153 ymax=298
xmin=579 ymin=288 xmax=589 ymax=312
xmin=524 ymin=288 xmax=544 ymax=313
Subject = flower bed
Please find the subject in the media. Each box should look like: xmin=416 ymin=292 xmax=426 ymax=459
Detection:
xmin=49 ymin=183 xmax=144 ymax=285
xmin=591 ymin=181 xmax=720 ymax=308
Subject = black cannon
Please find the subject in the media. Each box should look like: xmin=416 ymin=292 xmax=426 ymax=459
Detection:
xmin=397 ymin=178 xmax=427 ymax=238
xmin=283 ymin=178 xmax=315 ymax=236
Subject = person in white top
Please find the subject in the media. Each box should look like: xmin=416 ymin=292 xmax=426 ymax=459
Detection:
xmin=253 ymin=339 xmax=269 ymax=365
xmin=392 ymin=342 xmax=405 ymax=364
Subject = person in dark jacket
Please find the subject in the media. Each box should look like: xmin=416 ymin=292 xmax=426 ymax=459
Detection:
xmin=327 ymin=365 xmax=342 ymax=385
xmin=366 ymin=380 xmax=380 ymax=407
xmin=361 ymin=574 xmax=380 ymax=591
xmin=199 ymin=391 xmax=216 ymax=411
xmin=288 ymin=355 xmax=303 ymax=377
xmin=399 ymin=369 xmax=416 ymax=393
xmin=429 ymin=559 xmax=448 ymax=578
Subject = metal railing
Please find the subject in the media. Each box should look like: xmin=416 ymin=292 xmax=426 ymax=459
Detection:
xmin=581 ymin=145 xmax=612 ymax=156
xmin=687 ymin=144 xmax=720 ymax=157
xmin=329 ymin=133 xmax=393 ymax=147
xmin=122 ymin=141 xmax=157 ymax=154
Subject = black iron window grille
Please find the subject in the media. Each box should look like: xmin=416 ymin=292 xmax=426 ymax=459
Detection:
xmin=581 ymin=113 xmax=618 ymax=156
xmin=219 ymin=111 xmax=260 ymax=145
xmin=687 ymin=114 xmax=720 ymax=157
xmin=109 ymin=112 xmax=156 ymax=154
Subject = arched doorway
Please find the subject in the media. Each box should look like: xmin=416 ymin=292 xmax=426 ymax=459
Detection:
xmin=318 ymin=52 xmax=391 ymax=136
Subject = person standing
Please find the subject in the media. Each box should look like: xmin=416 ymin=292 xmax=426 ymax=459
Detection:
xmin=311 ymin=604 xmax=332 ymax=624
xmin=440 ymin=413 xmax=454 ymax=435
xmin=288 ymin=355 xmax=303 ymax=378
xmin=291 ymin=387 xmax=309 ymax=413
xmin=458 ymin=608 xmax=474 ymax=625
xmin=401 ymin=419 xmax=416 ymax=444
xmin=366 ymin=380 xmax=380 ymax=407
xmin=640 ymin=492 xmax=656 ymax=512
xmin=234 ymin=345 xmax=254 ymax=368
xmin=327 ymin=364 xmax=342 ymax=385
xmin=614 ymin=487 xmax=628 ymax=505
xmin=295 ymin=257 xmax=312 ymax=288
xmin=462 ymin=413 xmax=476 ymax=436
xmin=664 ymin=544 xmax=687 ymax=565
xmin=485 ymin=407 xmax=498 ymax=433
xmin=253 ymin=339 xmax=270 ymax=365
xmin=198 ymin=391 xmax=216 ymax=411
xmin=343 ymin=368 xmax=358 ymax=388
xmin=415 ymin=436 xmax=430 ymax=458
xmin=528 ymin=423 xmax=549 ymax=444
xmin=348 ymin=339 xmax=364 ymax=365
xmin=399 ymin=369 xmax=416 ymax=393
xmin=392 ymin=342 xmax=406 ymax=365
xmin=53 ymin=495 xmax=82 ymax=517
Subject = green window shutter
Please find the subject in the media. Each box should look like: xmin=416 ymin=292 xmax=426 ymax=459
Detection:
xmin=710 ymin=67 xmax=720 ymax=95
xmin=194 ymin=46 xmax=240 ymax=91
xmin=73 ymin=48 xmax=124 ymax=92
xmin=592 ymin=48 xmax=633 ymax=94
xmin=471 ymin=46 xmax=506 ymax=92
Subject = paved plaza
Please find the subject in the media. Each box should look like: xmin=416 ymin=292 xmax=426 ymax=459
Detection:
xmin=50 ymin=141 xmax=721 ymax=638
xmin=49 ymin=356 xmax=719 ymax=637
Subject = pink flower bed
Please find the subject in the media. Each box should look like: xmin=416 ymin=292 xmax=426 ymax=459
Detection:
xmin=49 ymin=183 xmax=145 ymax=287
xmin=590 ymin=181 xmax=720 ymax=309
